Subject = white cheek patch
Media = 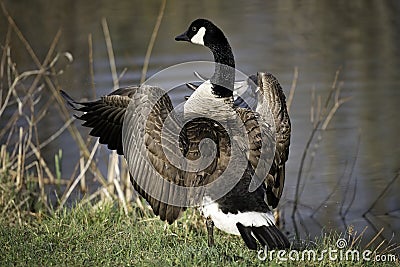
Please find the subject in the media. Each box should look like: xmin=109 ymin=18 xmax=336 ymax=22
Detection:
xmin=191 ymin=27 xmax=206 ymax=45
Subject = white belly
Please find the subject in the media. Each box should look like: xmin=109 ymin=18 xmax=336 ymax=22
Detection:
xmin=200 ymin=197 xmax=275 ymax=235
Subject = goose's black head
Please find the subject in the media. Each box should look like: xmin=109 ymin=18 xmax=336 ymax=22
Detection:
xmin=176 ymin=18 xmax=235 ymax=98
xmin=175 ymin=19 xmax=228 ymax=49
xmin=175 ymin=18 xmax=234 ymax=68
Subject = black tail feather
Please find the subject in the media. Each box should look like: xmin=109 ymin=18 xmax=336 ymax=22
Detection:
xmin=236 ymin=223 xmax=258 ymax=250
xmin=267 ymin=224 xmax=290 ymax=249
xmin=251 ymin=226 xmax=277 ymax=249
xmin=237 ymin=223 xmax=290 ymax=250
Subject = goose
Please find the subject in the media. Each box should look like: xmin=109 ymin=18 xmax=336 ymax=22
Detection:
xmin=61 ymin=18 xmax=291 ymax=250
xmin=175 ymin=18 xmax=290 ymax=249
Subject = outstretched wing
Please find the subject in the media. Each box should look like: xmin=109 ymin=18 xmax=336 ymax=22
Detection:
xmin=61 ymin=86 xmax=190 ymax=223
xmin=123 ymin=85 xmax=193 ymax=223
xmin=256 ymin=72 xmax=291 ymax=208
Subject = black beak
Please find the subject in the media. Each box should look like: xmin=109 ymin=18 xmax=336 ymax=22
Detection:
xmin=175 ymin=31 xmax=190 ymax=42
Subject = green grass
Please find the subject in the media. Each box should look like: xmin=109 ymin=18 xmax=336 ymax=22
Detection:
xmin=0 ymin=202 xmax=398 ymax=266
xmin=0 ymin=176 xmax=398 ymax=266
xmin=0 ymin=204 xmax=255 ymax=266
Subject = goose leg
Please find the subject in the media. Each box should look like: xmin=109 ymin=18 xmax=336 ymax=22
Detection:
xmin=206 ymin=217 xmax=214 ymax=247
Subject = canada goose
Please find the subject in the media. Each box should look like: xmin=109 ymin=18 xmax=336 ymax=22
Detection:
xmin=61 ymin=18 xmax=291 ymax=250
xmin=175 ymin=18 xmax=291 ymax=249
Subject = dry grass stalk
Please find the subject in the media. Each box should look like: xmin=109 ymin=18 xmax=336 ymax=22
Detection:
xmin=286 ymin=66 xmax=298 ymax=113
xmin=79 ymin=154 xmax=86 ymax=193
xmin=101 ymin=16 xmax=126 ymax=206
xmin=106 ymin=153 xmax=118 ymax=196
xmin=87 ymin=33 xmax=96 ymax=95
xmin=321 ymin=81 xmax=352 ymax=130
xmin=102 ymin=18 xmax=119 ymax=90
xmin=113 ymin=178 xmax=128 ymax=216
xmin=140 ymin=0 xmax=166 ymax=84
xmin=57 ymin=141 xmax=100 ymax=210
xmin=364 ymin=170 xmax=400 ymax=216
xmin=365 ymin=228 xmax=384 ymax=250
xmin=350 ymin=226 xmax=368 ymax=249
xmin=16 ymin=127 xmax=23 ymax=188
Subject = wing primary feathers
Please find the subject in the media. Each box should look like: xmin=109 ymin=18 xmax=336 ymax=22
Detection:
xmin=60 ymin=88 xmax=134 ymax=156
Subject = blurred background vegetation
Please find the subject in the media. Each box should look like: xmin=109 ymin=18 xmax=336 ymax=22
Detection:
xmin=0 ymin=0 xmax=399 ymax=254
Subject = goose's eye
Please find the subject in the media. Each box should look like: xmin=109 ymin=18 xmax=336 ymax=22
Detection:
xmin=191 ymin=26 xmax=197 ymax=32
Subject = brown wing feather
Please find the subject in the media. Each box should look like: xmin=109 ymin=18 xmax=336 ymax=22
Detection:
xmin=232 ymin=72 xmax=291 ymax=209
xmin=61 ymin=87 xmax=188 ymax=223
xmin=257 ymin=72 xmax=291 ymax=208
xmin=140 ymin=91 xmax=187 ymax=223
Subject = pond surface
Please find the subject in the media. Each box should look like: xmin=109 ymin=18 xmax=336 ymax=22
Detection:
xmin=1 ymin=0 xmax=399 ymax=245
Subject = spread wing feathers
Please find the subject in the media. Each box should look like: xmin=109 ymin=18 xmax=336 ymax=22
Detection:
xmin=61 ymin=86 xmax=187 ymax=223
xmin=235 ymin=107 xmax=278 ymax=207
xmin=257 ymin=72 xmax=291 ymax=208
xmin=60 ymin=88 xmax=136 ymax=155
xmin=117 ymin=85 xmax=192 ymax=223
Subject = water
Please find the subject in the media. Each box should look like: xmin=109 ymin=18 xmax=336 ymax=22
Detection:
xmin=1 ymin=0 xmax=399 ymax=244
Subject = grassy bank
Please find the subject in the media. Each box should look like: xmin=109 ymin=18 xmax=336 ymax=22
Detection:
xmin=0 ymin=175 xmax=397 ymax=267
xmin=0 ymin=203 xmax=249 ymax=266
xmin=2 ymin=174 xmax=397 ymax=266
xmin=0 ymin=201 xmax=398 ymax=266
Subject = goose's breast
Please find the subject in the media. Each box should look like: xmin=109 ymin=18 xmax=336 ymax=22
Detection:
xmin=184 ymin=81 xmax=234 ymax=119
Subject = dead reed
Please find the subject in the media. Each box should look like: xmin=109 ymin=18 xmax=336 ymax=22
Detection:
xmin=0 ymin=2 xmax=150 ymax=222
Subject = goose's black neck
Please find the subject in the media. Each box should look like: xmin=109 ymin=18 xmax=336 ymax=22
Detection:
xmin=208 ymin=40 xmax=235 ymax=98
